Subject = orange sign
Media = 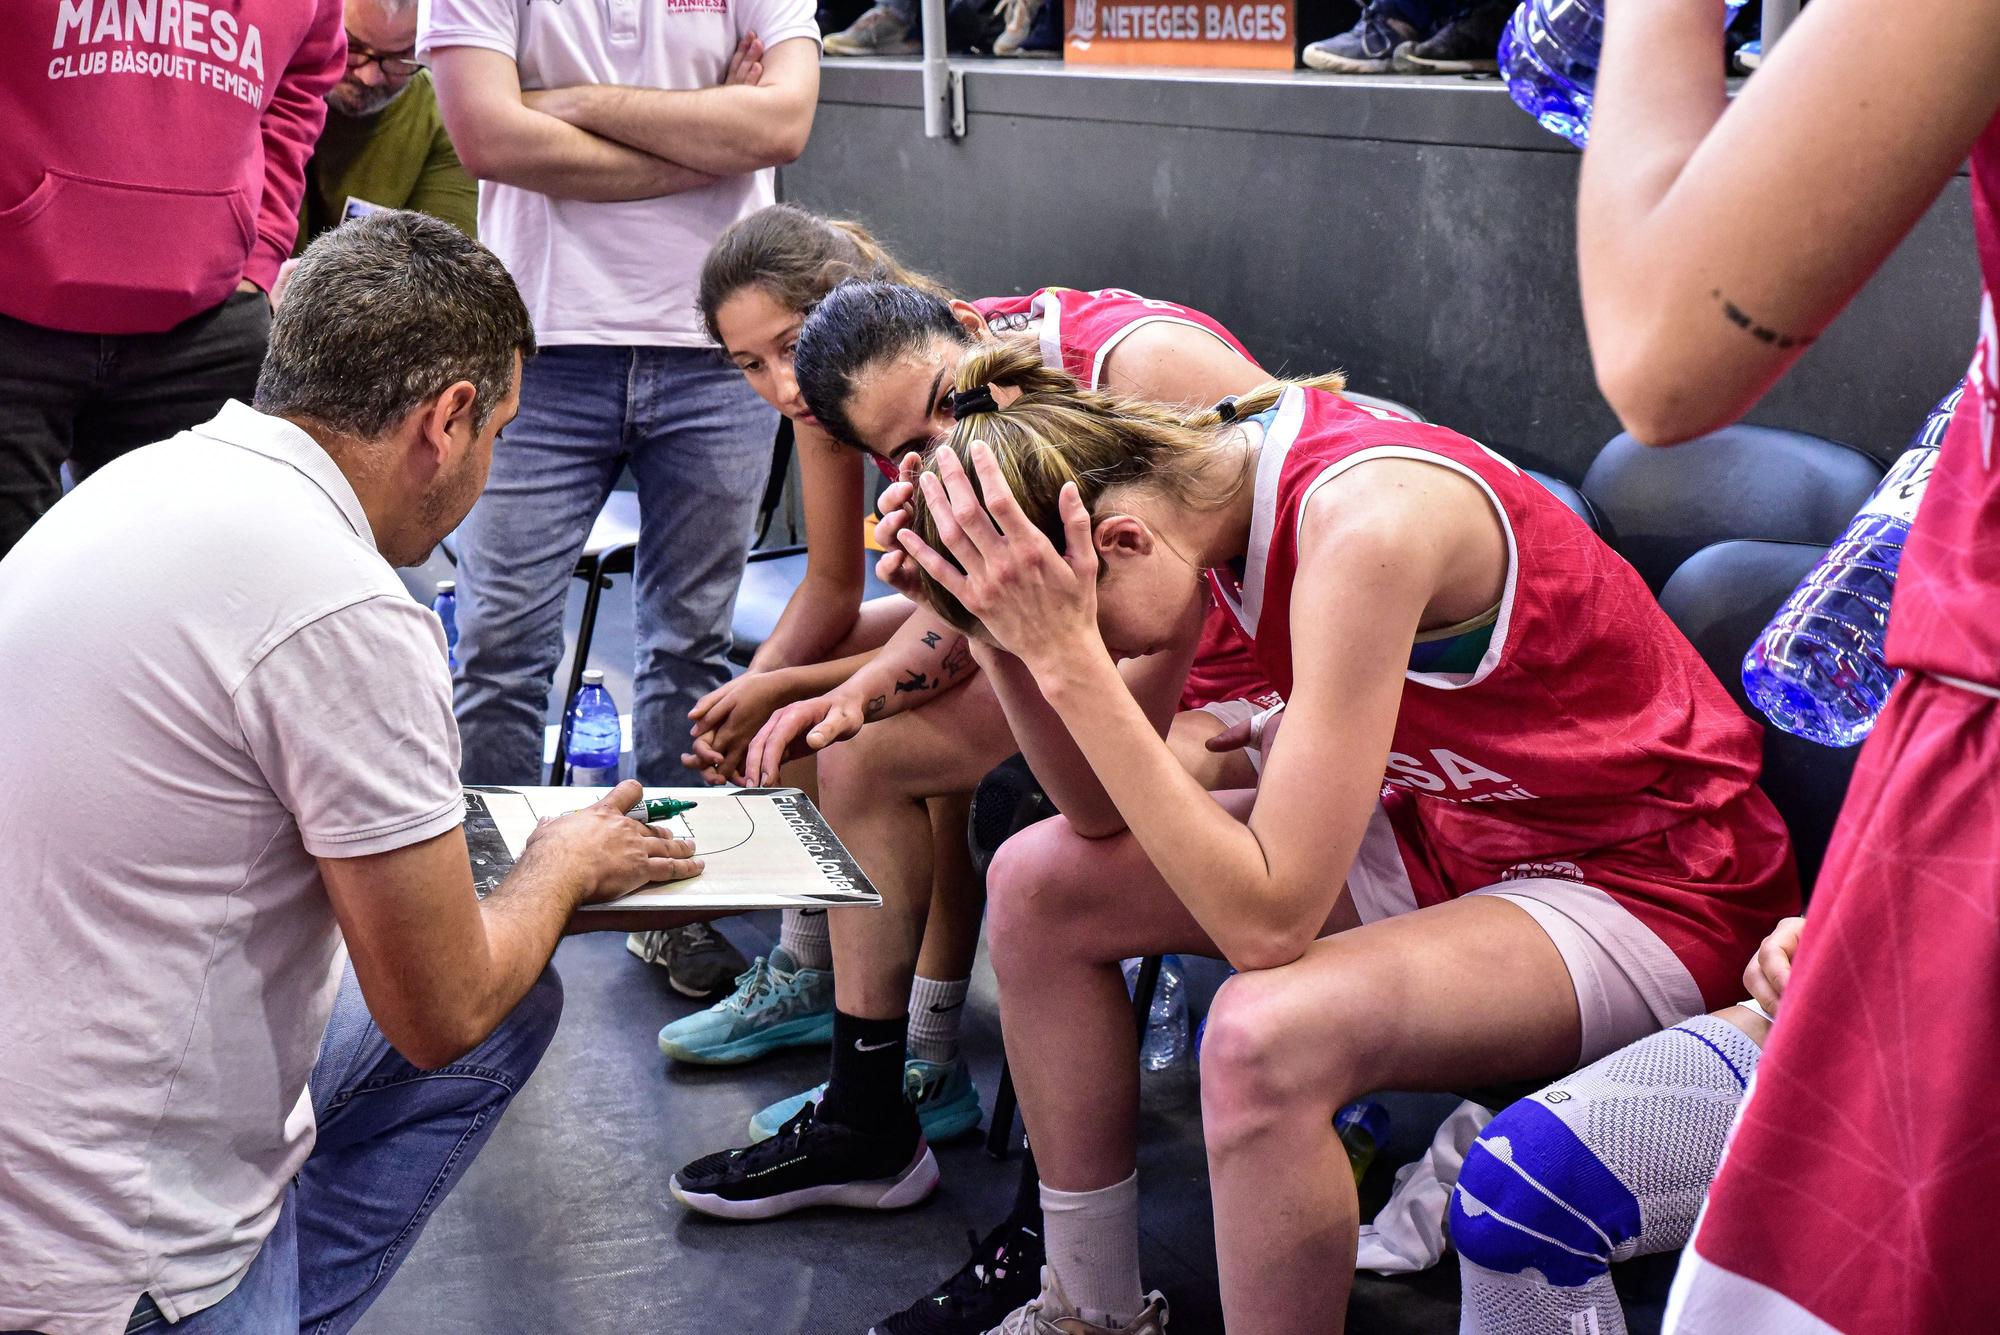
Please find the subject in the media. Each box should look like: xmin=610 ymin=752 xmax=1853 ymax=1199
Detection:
xmin=1063 ymin=0 xmax=1295 ymax=68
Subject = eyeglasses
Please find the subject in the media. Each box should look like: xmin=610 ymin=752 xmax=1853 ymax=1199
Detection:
xmin=345 ymin=38 xmax=425 ymax=78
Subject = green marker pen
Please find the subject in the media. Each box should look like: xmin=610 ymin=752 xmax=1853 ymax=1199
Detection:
xmin=627 ymin=797 xmax=698 ymax=823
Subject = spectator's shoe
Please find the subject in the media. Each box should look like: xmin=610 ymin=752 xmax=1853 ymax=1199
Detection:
xmin=1732 ymin=38 xmax=1763 ymax=73
xmin=992 ymin=0 xmax=1044 ymax=55
xmin=626 ymin=922 xmax=749 ymax=1001
xmin=867 ymin=1219 xmax=1047 ymax=1335
xmin=1391 ymin=1 xmax=1509 ymax=73
xmin=655 ymin=947 xmax=834 ymax=1065
xmin=670 ymin=1103 xmax=939 ymax=1220
xmin=825 ymin=5 xmax=922 ymax=55
xmin=1302 ymin=5 xmax=1420 ymax=74
xmin=749 ymin=1055 xmax=983 ymax=1142
xmin=983 ymin=1267 xmax=1170 ymax=1334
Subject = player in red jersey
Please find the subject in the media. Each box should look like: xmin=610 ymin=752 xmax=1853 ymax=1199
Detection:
xmin=669 ymin=252 xmax=1301 ymax=1233
xmin=884 ymin=339 xmax=1797 ymax=1334
xmin=1575 ymin=3 xmax=2000 ymax=1331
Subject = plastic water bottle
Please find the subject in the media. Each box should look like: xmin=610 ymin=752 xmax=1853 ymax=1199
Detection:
xmin=1335 ymin=1099 xmax=1391 ymax=1186
xmin=1743 ymin=384 xmax=1965 ymax=747
xmin=565 ymin=669 xmax=622 ymax=785
xmin=431 ymin=580 xmax=459 ymax=672
xmin=1122 ymin=956 xmax=1190 ymax=1072
xmin=1500 ymin=0 xmax=1747 ymax=149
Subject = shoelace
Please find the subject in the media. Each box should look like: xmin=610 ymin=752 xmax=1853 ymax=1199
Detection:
xmin=720 ymin=956 xmax=779 ymax=1014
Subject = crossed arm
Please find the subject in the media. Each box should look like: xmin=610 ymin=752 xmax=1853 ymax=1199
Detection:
xmin=431 ymin=35 xmax=817 ymax=202
xmin=1580 ymin=0 xmax=2000 ymax=444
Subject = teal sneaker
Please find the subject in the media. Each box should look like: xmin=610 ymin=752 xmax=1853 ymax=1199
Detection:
xmin=749 ymin=1055 xmax=984 ymax=1143
xmin=655 ymin=946 xmax=834 ymax=1065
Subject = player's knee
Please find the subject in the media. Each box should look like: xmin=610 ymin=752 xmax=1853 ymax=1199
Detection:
xmin=1200 ymin=974 xmax=1348 ymax=1144
xmin=986 ymin=817 xmax=1119 ymax=973
xmin=1450 ymin=1097 xmax=1639 ymax=1288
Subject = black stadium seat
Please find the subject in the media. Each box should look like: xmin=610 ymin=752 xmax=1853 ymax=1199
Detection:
xmin=1581 ymin=425 xmax=1882 ymax=591
xmin=1524 ymin=468 xmax=1603 ymax=535
xmin=1658 ymin=539 xmax=1861 ymax=897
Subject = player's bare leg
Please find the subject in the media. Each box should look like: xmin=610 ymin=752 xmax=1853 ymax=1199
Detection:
xmin=1200 ymin=897 xmax=1578 ymax=1334
xmin=820 ymin=675 xmax=1016 ymax=1018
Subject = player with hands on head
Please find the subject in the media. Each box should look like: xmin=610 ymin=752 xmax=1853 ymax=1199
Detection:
xmin=889 ymin=338 xmax=1797 ymax=1335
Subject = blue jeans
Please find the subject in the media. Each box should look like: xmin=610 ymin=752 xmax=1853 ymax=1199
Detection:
xmin=452 ymin=345 xmax=777 ymax=785
xmin=123 ymin=967 xmax=563 ymax=1334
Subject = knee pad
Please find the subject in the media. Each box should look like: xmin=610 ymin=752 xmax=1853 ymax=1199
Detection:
xmin=1450 ymin=1013 xmax=1762 ymax=1288
xmin=1450 ymin=1099 xmax=1638 ymax=1287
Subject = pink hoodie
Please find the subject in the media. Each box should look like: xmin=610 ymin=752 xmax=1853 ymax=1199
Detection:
xmin=1 ymin=0 xmax=345 ymax=335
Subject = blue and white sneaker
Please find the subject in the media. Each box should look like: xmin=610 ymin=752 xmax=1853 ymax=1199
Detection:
xmin=654 ymin=946 xmax=835 ymax=1065
xmin=749 ymin=1055 xmax=984 ymax=1143
xmin=1303 ymin=3 xmax=1422 ymax=73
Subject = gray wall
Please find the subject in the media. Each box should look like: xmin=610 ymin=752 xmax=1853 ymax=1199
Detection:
xmin=783 ymin=62 xmax=1980 ymax=480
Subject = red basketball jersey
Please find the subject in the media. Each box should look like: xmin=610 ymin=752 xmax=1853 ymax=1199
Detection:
xmin=1209 ymin=388 xmax=1799 ymax=1005
xmin=968 ymin=287 xmax=1273 ymax=710
xmin=1886 ymin=116 xmax=2000 ymax=686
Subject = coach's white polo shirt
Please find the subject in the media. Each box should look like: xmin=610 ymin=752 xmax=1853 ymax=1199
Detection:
xmin=0 ymin=402 xmax=465 ymax=1335
xmin=420 ymin=0 xmax=820 ymax=347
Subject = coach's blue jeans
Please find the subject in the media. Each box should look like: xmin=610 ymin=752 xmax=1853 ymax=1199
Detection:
xmin=452 ymin=345 xmax=777 ymax=785
xmin=124 ymin=967 xmax=563 ymax=1334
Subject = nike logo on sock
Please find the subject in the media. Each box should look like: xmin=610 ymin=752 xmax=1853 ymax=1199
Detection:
xmin=855 ymin=1037 xmax=902 ymax=1052
xmin=925 ymin=1001 xmax=965 ymax=1014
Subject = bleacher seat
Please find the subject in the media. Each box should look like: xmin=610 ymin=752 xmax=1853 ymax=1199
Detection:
xmin=1581 ymin=425 xmax=1882 ymax=591
xmin=1659 ymin=540 xmax=1860 ymax=896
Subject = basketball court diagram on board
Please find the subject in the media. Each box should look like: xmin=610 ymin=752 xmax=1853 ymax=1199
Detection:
xmin=462 ymin=786 xmax=881 ymax=913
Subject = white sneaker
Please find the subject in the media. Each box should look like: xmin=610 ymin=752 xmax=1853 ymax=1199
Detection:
xmin=992 ymin=0 xmax=1044 ymax=55
xmin=985 ymin=1267 xmax=1168 ymax=1334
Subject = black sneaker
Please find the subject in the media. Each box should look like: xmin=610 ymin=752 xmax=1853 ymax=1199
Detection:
xmin=629 ymin=922 xmax=748 ymax=1000
xmin=670 ymin=1103 xmax=939 ymax=1220
xmin=1391 ymin=0 xmax=1510 ymax=73
xmin=869 ymin=1219 xmax=1047 ymax=1335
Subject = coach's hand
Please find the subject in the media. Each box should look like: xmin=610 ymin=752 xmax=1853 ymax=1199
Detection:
xmin=898 ymin=442 xmax=1099 ymax=664
xmin=1743 ymin=915 xmax=1806 ymax=1017
xmin=522 ymin=780 xmax=703 ymax=903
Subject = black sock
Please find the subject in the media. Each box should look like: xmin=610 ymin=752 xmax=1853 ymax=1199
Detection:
xmin=817 ymin=1009 xmax=916 ymax=1142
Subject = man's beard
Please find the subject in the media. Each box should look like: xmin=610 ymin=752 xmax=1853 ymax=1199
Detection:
xmin=327 ymin=78 xmax=409 ymax=118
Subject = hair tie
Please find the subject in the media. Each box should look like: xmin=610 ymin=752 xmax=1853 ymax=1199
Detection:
xmin=951 ymin=384 xmax=999 ymax=418
xmin=1213 ymin=396 xmax=1240 ymax=423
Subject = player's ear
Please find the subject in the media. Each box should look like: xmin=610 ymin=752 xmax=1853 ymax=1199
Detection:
xmin=949 ymin=300 xmax=988 ymax=339
xmin=1093 ymin=513 xmax=1151 ymax=562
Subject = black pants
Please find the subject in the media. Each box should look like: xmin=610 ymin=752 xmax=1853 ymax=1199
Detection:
xmin=0 ymin=289 xmax=270 ymax=559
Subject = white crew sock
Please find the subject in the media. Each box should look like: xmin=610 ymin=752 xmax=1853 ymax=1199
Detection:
xmin=906 ymin=974 xmax=970 ymax=1066
xmin=777 ymin=907 xmax=832 ymax=971
xmin=1041 ymin=1172 xmax=1145 ymax=1329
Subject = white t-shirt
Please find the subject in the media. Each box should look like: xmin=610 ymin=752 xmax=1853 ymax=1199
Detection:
xmin=0 ymin=402 xmax=466 ymax=1335
xmin=419 ymin=0 xmax=820 ymax=347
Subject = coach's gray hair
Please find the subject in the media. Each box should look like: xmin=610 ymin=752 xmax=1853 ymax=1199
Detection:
xmin=255 ymin=211 xmax=535 ymax=440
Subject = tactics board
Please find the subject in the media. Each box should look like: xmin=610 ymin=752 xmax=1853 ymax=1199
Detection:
xmin=462 ymin=786 xmax=880 ymax=912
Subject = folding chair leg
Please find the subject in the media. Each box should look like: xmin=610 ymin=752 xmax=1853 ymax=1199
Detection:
xmin=548 ymin=563 xmax=610 ymax=786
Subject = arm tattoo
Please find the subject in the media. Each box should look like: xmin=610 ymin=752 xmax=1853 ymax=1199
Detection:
xmin=940 ymin=636 xmax=972 ymax=676
xmin=1712 ymin=290 xmax=1816 ymax=350
xmin=921 ymin=631 xmax=942 ymax=648
xmin=894 ymin=669 xmax=939 ymax=695
xmin=864 ymin=694 xmax=887 ymax=719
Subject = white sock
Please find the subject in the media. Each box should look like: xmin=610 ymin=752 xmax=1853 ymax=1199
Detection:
xmin=906 ymin=974 xmax=969 ymax=1066
xmin=778 ymin=908 xmax=832 ymax=971
xmin=1041 ymin=1172 xmax=1144 ymax=1328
